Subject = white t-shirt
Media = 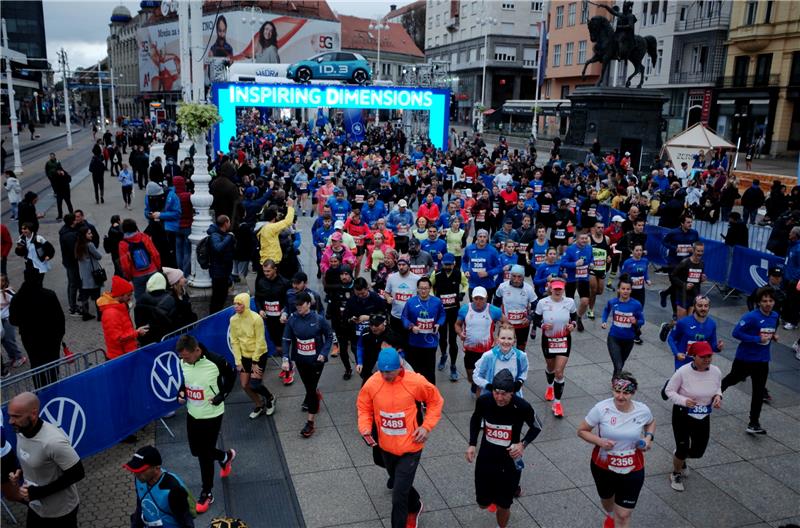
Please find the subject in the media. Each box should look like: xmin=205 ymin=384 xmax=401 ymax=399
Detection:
xmin=385 ymin=271 xmax=421 ymax=319
xmin=496 ymin=281 xmax=538 ymax=328
xmin=585 ymin=398 xmax=653 ymax=474
xmin=534 ymin=296 xmax=576 ymax=338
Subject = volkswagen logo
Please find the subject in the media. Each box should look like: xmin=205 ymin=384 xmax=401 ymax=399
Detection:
xmin=352 ymin=122 xmax=364 ymax=136
xmin=150 ymin=351 xmax=183 ymax=403
xmin=41 ymin=397 xmax=86 ymax=448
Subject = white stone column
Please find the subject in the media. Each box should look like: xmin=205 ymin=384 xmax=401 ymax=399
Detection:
xmin=188 ymin=134 xmax=212 ymax=287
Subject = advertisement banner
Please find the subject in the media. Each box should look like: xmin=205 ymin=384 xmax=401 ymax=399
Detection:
xmin=137 ymin=11 xmax=341 ymax=91
xmin=342 ymin=107 xmax=365 ymax=142
xmin=727 ymin=246 xmax=784 ymax=293
xmin=701 ymin=240 xmax=730 ymax=284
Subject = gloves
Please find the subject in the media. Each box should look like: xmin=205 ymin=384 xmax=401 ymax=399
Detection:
xmin=513 ymin=380 xmax=523 ymax=393
xmin=210 ymin=393 xmax=225 ymax=406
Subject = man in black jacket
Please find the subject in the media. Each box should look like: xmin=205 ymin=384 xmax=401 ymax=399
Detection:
xmin=207 ymin=214 xmax=235 ymax=314
xmin=58 ymin=214 xmax=81 ymax=316
xmin=741 ymin=179 xmax=765 ymax=225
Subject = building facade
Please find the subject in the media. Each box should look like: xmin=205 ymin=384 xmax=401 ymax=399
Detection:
xmin=1 ymin=0 xmax=48 ymax=125
xmin=384 ymin=1 xmax=427 ymax=55
xmin=108 ymin=6 xmax=146 ymax=120
xmin=424 ymin=0 xmax=543 ymax=123
xmin=712 ymin=0 xmax=800 ymax=156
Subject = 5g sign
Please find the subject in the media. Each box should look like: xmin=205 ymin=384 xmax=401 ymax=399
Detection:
xmin=318 ymin=35 xmax=334 ymax=49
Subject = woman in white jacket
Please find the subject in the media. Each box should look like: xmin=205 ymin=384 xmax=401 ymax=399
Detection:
xmin=4 ymin=171 xmax=21 ymax=220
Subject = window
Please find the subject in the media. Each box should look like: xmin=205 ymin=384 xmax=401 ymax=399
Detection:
xmin=502 ymin=22 xmax=515 ymax=33
xmin=650 ymin=1 xmax=659 ymax=25
xmin=656 ymin=49 xmax=663 ymax=75
xmin=745 ymin=1 xmax=757 ymax=25
xmin=679 ymin=7 xmax=686 ymax=21
xmin=443 ymin=33 xmax=448 ymax=44
xmin=565 ymin=42 xmax=574 ymax=66
xmin=428 ymin=16 xmax=432 ymax=29
xmin=434 ymin=35 xmax=440 ymax=46
xmin=501 ymin=2 xmax=515 ymax=9
xmin=755 ymin=53 xmax=772 ymax=86
xmin=580 ymin=2 xmax=589 ymax=23
xmin=790 ymin=51 xmax=800 ymax=86
xmin=733 ymin=55 xmax=749 ymax=87
xmin=471 ymin=25 xmax=477 ymax=37
xmin=553 ymin=43 xmax=561 ymax=66
xmin=530 ymin=24 xmax=537 ymax=36
xmin=479 ymin=46 xmax=485 ymax=60
xmin=642 ymin=2 xmax=648 ymax=26
xmin=469 ymin=48 xmax=477 ymax=63
xmin=555 ymin=6 xmax=564 ymax=28
xmin=436 ymin=14 xmax=441 ymax=26
xmin=494 ymin=45 xmax=516 ymax=62
xmin=691 ymin=46 xmax=708 ymax=73
xmin=561 ymin=85 xmax=570 ymax=98
xmin=706 ymin=0 xmax=714 ymax=17
xmin=451 ymin=52 xmax=457 ymax=68
xmin=578 ymin=40 xmax=587 ymax=64
xmin=460 ymin=50 xmax=468 ymax=63
xmin=544 ymin=79 xmax=551 ymax=98
xmin=531 ymin=1 xmax=543 ymax=11
xmin=523 ymin=47 xmax=538 ymax=67
xmin=663 ymin=1 xmax=668 ymax=23
xmin=764 ymin=0 xmax=773 ymax=23
xmin=568 ymin=3 xmax=576 ymax=26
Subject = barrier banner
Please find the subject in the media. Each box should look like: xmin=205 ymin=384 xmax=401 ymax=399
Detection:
xmin=726 ymin=246 xmax=784 ymax=293
xmin=644 ymin=225 xmax=669 ymax=266
xmin=700 ymin=240 xmax=730 ymax=284
xmin=343 ymin=106 xmax=365 ymax=142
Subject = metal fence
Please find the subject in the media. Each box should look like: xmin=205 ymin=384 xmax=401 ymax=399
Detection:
xmin=1 ymin=349 xmax=106 ymax=401
xmin=645 ymin=216 xmax=772 ymax=254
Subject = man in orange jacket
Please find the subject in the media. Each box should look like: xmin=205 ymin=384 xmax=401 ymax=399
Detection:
xmin=357 ymin=348 xmax=444 ymax=528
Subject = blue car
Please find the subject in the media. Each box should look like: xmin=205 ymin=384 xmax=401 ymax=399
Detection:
xmin=287 ymin=51 xmax=372 ymax=85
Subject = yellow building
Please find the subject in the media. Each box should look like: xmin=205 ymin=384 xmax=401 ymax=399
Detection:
xmin=713 ymin=0 xmax=800 ymax=156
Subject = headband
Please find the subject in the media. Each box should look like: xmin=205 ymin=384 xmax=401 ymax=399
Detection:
xmin=612 ymin=378 xmax=637 ymax=394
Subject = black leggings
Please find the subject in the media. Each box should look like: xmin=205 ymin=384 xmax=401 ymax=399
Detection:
xmin=333 ymin=322 xmax=353 ymax=372
xmin=607 ymin=334 xmax=634 ymax=376
xmin=92 ymin=174 xmax=104 ymax=202
xmin=296 ymin=360 xmax=324 ymax=414
xmin=382 ymin=450 xmax=422 ymax=528
xmin=721 ymin=359 xmax=768 ymax=425
xmin=406 ymin=345 xmax=436 ymax=385
xmin=27 ymin=505 xmax=79 ymax=527
xmin=186 ymin=414 xmax=226 ymax=494
xmin=672 ymin=405 xmax=710 ymax=460
xmin=122 ymin=185 xmax=132 ymax=206
xmin=438 ymin=310 xmax=459 ymax=367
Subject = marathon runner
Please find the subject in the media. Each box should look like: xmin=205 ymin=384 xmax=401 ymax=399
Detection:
xmin=560 ymin=230 xmax=593 ymax=332
xmin=255 ymin=259 xmax=291 ymax=384
xmin=473 ymin=326 xmax=529 ymax=396
xmin=124 ymin=445 xmax=194 ymax=528
xmin=493 ymin=264 xmax=538 ymax=351
xmin=383 ymin=258 xmax=421 ymax=340
xmin=533 ymin=247 xmax=563 ymax=299
xmin=455 ymin=286 xmax=506 ymax=395
xmin=600 ymin=276 xmax=645 ymax=376
xmin=588 ymin=220 xmax=611 ymax=320
xmin=466 ymin=369 xmax=542 ymax=528
xmin=462 ymin=229 xmax=502 ymax=302
xmin=401 ymin=276 xmax=446 ymax=384
xmin=431 ymin=252 xmax=468 ymax=381
xmin=356 ymin=313 xmax=405 ymax=384
xmin=620 ymin=243 xmax=650 ymax=312
xmin=660 ymin=242 xmax=705 ymax=342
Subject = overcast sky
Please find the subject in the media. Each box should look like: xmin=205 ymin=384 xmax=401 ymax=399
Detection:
xmin=43 ymin=0 xmax=413 ymax=73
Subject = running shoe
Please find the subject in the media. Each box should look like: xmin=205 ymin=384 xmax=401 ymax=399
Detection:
xmin=544 ymin=385 xmax=555 ymax=401
xmin=576 ymin=318 xmax=584 ymax=332
xmin=659 ymin=322 xmax=671 ymax=342
xmin=659 ymin=289 xmax=669 ymax=308
xmin=265 ymin=395 xmax=276 ymax=416
xmin=606 ymin=282 xmax=614 ymax=292
xmin=529 ymin=329 xmax=536 ymax=341
xmin=487 ymin=504 xmax=497 ymax=513
xmin=283 ymin=370 xmax=294 ymax=386
xmin=634 ymin=337 xmax=643 ymax=345
xmin=317 ymin=389 xmax=323 ymax=402
xmin=670 ymin=472 xmax=685 ymax=491
xmin=301 ymin=421 xmax=316 ymax=438
xmin=196 ymin=491 xmax=214 ymax=513
xmin=449 ymin=368 xmax=459 ymax=382
xmin=682 ymin=461 xmax=690 ymax=478
xmin=279 ymin=369 xmax=287 ymax=380
xmin=745 ymin=423 xmax=767 ymax=435
xmin=603 ymin=514 xmax=615 ymax=528
xmin=219 ymin=449 xmax=236 ymax=478
xmin=762 ymin=389 xmax=772 ymax=404
xmin=387 ymin=476 xmax=394 ymax=489
xmin=437 ymin=356 xmax=447 ymax=371
xmin=587 ymin=309 xmax=595 ymax=320
xmin=552 ymin=401 xmax=564 ymax=417
xmin=406 ymin=500 xmax=423 ymax=528
xmin=343 ymin=369 xmax=352 ymax=380
xmin=249 ymin=406 xmax=265 ymax=420
xmin=654 ymin=268 xmax=669 ymax=275
xmin=68 ymin=309 xmax=82 ymax=318
xmin=783 ymin=322 xmax=797 ymax=330
xmin=11 ymin=357 xmax=27 ymax=368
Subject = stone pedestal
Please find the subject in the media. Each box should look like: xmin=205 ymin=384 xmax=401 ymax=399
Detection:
xmin=562 ymin=86 xmax=668 ymax=171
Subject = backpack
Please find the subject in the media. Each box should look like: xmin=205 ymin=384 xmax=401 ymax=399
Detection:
xmin=196 ymin=236 xmax=211 ymax=270
xmin=126 ymin=239 xmax=152 ymax=271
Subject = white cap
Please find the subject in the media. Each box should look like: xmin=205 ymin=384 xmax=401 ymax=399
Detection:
xmin=334 ymin=220 xmax=345 ymax=229
xmin=612 ymin=215 xmax=624 ymax=223
xmin=472 ymin=286 xmax=488 ymax=298
xmin=398 ymin=199 xmax=408 ymax=207
xmin=625 ymin=151 xmax=631 ymax=156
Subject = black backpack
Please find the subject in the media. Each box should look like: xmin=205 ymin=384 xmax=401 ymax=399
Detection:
xmin=196 ymin=236 xmax=211 ymax=270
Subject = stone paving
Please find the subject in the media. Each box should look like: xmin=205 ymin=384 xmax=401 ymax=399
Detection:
xmin=1 ymin=134 xmax=799 ymax=527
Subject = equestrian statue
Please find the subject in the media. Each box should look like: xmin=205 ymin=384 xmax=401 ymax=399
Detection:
xmin=581 ymin=0 xmax=658 ymax=88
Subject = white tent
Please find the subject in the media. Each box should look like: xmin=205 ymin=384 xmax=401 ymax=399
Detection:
xmin=662 ymin=123 xmax=736 ymax=166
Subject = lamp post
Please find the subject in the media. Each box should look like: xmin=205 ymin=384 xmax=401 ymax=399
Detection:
xmin=1 ymin=18 xmax=22 ymax=174
xmin=97 ymin=60 xmax=106 ymax=133
xmin=479 ymin=17 xmax=497 ymax=133
xmin=369 ymin=20 xmax=389 ymax=81
xmin=242 ymin=7 xmax=263 ymax=63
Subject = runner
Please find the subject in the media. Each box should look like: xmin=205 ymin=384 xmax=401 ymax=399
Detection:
xmin=666 ymin=295 xmax=723 ymax=371
xmin=721 ymin=286 xmax=779 ymax=435
xmin=383 ymin=258 xmax=421 ymax=340
xmin=401 ymin=276 xmax=446 ymax=385
xmin=282 ymin=291 xmax=334 ymax=438
xmin=664 ymin=341 xmax=723 ymax=492
xmin=357 ymin=347 xmax=444 ymax=528
xmin=620 ymin=243 xmax=650 ymax=312
xmin=577 ymin=372 xmax=655 ymax=528
xmin=588 ymin=220 xmax=611 ymax=320
xmin=533 ymin=247 xmax=563 ymax=299
xmin=530 ymin=224 xmax=550 ymax=272
xmin=660 ymin=242 xmax=705 ymax=342
xmin=560 ymin=230 xmax=593 ymax=332
xmin=344 ymin=277 xmax=387 ymax=376
xmin=462 ymin=229 xmax=502 ymax=301
xmin=356 ymin=313 xmax=405 ymax=384
xmin=176 ymin=335 xmax=237 ymax=513
xmin=466 ymin=369 xmax=542 ymax=528
xmin=658 ymin=214 xmax=699 ymax=314
xmin=455 ymin=286 xmax=505 ymax=395
xmin=407 ymin=237 xmax=435 ymax=277
xmin=326 ymin=265 xmax=357 ymax=379
xmin=255 ymin=259 xmax=292 ymax=384
xmin=473 ymin=326 xmax=529 ymax=396
xmin=431 ymin=252 xmax=468 ymax=381
xmin=344 ymin=208 xmax=370 ymax=276
xmin=533 ymin=277 xmax=578 ymax=417
xmin=493 ymin=264 xmax=538 ymax=351
xmin=124 ymin=445 xmax=195 ymax=528
xmin=230 ymin=293 xmax=277 ymax=419
xmin=496 ymin=239 xmax=520 ymax=287
xmin=600 ymin=275 xmax=645 ymax=376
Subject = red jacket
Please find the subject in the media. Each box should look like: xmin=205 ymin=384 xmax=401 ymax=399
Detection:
xmin=97 ymin=292 xmax=138 ymax=359
xmin=417 ymin=203 xmax=440 ymax=225
xmin=0 ymin=224 xmax=11 ymax=258
xmin=173 ymin=176 xmax=193 ymax=230
xmin=118 ymin=232 xmax=161 ymax=280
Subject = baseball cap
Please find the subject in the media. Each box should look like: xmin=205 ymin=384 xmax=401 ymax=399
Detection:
xmin=550 ymin=279 xmax=566 ymax=289
xmin=503 ymin=217 xmax=513 ymax=225
xmin=510 ymin=264 xmax=525 ymax=276
xmin=292 ymin=271 xmax=308 ymax=283
xmin=398 ymin=199 xmax=408 ymax=207
xmin=687 ymin=341 xmax=713 ymax=357
xmin=441 ymin=253 xmax=455 ymax=265
xmin=370 ymin=313 xmax=387 ymax=325
xmin=625 ymin=151 xmax=631 ymax=156
xmin=768 ymin=266 xmax=783 ymax=277
xmin=612 ymin=215 xmax=624 ymax=223
xmin=331 ymin=231 xmax=343 ymax=241
xmin=334 ymin=220 xmax=345 ymax=230
xmin=334 ymin=188 xmax=344 ymax=195
xmin=377 ymin=347 xmax=402 ymax=371
xmin=339 ymin=265 xmax=353 ymax=275
xmin=472 ymin=286 xmax=488 ymax=298
xmin=123 ymin=445 xmax=162 ymax=473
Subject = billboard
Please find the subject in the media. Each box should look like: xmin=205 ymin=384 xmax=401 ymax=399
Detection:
xmin=137 ymin=11 xmax=341 ymax=91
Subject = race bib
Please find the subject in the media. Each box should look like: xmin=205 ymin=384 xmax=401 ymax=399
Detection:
xmin=296 ymin=338 xmax=317 ymax=356
xmin=631 ymin=276 xmax=644 ymax=288
xmin=476 ymin=211 xmax=486 ymax=223
xmin=397 ymin=225 xmax=409 ymax=235
xmin=760 ymin=327 xmax=775 ymax=344
xmin=540 ymin=204 xmax=550 ymax=214
xmin=410 ymin=265 xmax=426 ymax=275
xmin=613 ymin=311 xmax=635 ymax=328
xmin=472 ymin=258 xmax=486 ymax=270
xmin=417 ymin=317 xmax=435 ymax=333
xmin=517 ymin=243 xmax=529 ymax=254
xmin=264 ymin=301 xmax=281 ymax=316
xmin=688 ymin=404 xmax=711 ymax=419
xmin=185 ymin=384 xmax=205 ymax=406
xmin=299 ymin=182 xmax=308 ymax=190
xmin=355 ymin=195 xmax=365 ymax=203
xmin=575 ymin=265 xmax=589 ymax=279
xmin=380 ymin=410 xmax=407 ymax=436
xmin=395 ymin=292 xmax=413 ymax=302
xmin=607 ymin=449 xmax=636 ymax=474
xmin=534 ymin=253 xmax=545 ymax=264
xmin=355 ymin=236 xmax=365 ymax=246
xmin=440 ymin=293 xmax=457 ymax=306
xmin=593 ymin=258 xmax=606 ymax=270
xmin=555 ymin=228 xmax=566 ymax=239
xmin=484 ymin=421 xmax=513 ymax=447
xmin=677 ymin=244 xmax=692 ymax=257
xmin=687 ymin=269 xmax=702 ymax=283
xmin=507 ymin=309 xmax=527 ymax=325
xmin=548 ymin=336 xmax=568 ymax=354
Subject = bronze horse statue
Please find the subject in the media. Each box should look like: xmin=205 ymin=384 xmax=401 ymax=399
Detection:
xmin=581 ymin=15 xmax=657 ymax=88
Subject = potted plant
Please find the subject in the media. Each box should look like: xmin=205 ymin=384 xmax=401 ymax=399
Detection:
xmin=175 ymin=102 xmax=222 ymax=140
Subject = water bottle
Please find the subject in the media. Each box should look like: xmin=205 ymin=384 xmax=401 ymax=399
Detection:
xmin=515 ymin=458 xmax=525 ymax=471
xmin=636 ymin=438 xmax=647 ymax=450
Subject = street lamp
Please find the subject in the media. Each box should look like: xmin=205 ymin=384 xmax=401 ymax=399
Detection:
xmin=33 ymin=91 xmax=40 ymax=123
xmin=369 ymin=20 xmax=389 ymax=81
xmin=242 ymin=7 xmax=263 ymax=63
xmin=479 ymin=17 xmax=498 ymax=133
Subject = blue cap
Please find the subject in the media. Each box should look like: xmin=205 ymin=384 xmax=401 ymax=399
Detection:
xmin=442 ymin=253 xmax=455 ymax=264
xmin=377 ymin=348 xmax=402 ymax=371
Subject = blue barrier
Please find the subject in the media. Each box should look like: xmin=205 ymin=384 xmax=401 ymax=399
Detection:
xmin=644 ymin=225 xmax=669 ymax=266
xmin=2 ymin=308 xmax=238 ymax=459
xmin=702 ymin=239 xmax=730 ymax=284
xmin=726 ymin=246 xmax=784 ymax=293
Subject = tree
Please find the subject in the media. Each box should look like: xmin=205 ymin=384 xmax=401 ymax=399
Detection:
xmin=401 ymin=8 xmax=426 ymax=53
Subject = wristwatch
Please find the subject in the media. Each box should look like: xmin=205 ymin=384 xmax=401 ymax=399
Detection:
xmin=644 ymin=432 xmax=654 ymax=441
